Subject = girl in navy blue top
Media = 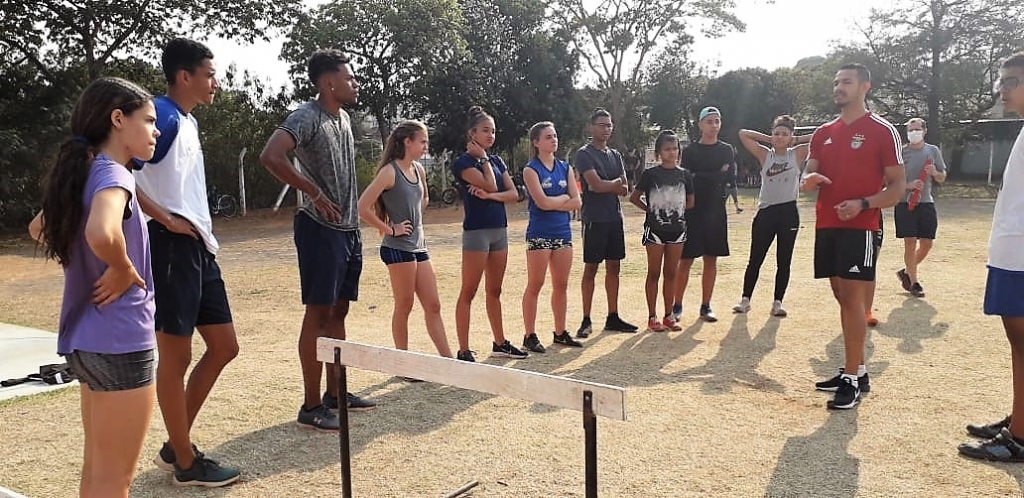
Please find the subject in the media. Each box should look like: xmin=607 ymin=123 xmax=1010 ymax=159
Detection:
xmin=520 ymin=122 xmax=583 ymax=352
xmin=451 ymin=106 xmax=526 ymax=362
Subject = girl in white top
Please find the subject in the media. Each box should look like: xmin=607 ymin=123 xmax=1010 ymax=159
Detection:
xmin=734 ymin=115 xmax=809 ymax=317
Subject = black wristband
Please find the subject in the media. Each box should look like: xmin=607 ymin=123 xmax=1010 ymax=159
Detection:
xmin=860 ymin=198 xmax=870 ymax=210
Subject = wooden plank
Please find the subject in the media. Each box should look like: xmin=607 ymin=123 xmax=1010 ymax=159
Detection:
xmin=317 ymin=339 xmax=627 ymax=421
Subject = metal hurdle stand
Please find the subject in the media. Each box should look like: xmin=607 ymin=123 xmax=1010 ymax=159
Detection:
xmin=319 ymin=339 xmax=627 ymax=498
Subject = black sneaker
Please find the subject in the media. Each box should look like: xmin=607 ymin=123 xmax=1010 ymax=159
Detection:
xmin=814 ymin=369 xmax=871 ymax=393
xmin=297 ymin=404 xmax=341 ymax=432
xmin=605 ymin=314 xmax=639 ymax=332
xmin=492 ymin=340 xmax=528 ymax=359
xmin=967 ymin=415 xmax=1011 ymax=439
xmin=173 ymin=455 xmax=241 ymax=488
xmin=576 ymin=318 xmax=593 ymax=338
xmin=553 ymin=331 xmax=583 ymax=347
xmin=958 ymin=428 xmax=1024 ymax=462
xmin=523 ymin=333 xmax=546 ymax=353
xmin=699 ymin=304 xmax=718 ymax=323
xmin=910 ymin=282 xmax=925 ymax=298
xmin=827 ymin=376 xmax=860 ymax=410
xmin=457 ymin=350 xmax=476 ymax=362
xmin=155 ymin=442 xmax=204 ymax=472
xmin=324 ymin=391 xmax=378 ymax=411
xmin=896 ymin=268 xmax=912 ymax=291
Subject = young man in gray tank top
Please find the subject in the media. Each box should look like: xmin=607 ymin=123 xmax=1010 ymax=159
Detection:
xmin=260 ymin=49 xmax=377 ymax=432
xmin=894 ymin=118 xmax=947 ymax=298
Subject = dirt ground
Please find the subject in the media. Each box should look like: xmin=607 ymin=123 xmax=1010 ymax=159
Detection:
xmin=2 ymin=194 xmax=1023 ymax=497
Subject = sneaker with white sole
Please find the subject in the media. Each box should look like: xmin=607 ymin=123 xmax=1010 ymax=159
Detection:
xmin=670 ymin=303 xmax=682 ymax=322
xmin=173 ymin=455 xmax=241 ymax=488
xmin=491 ymin=340 xmax=528 ymax=359
xmin=733 ymin=297 xmax=751 ymax=313
xmin=771 ymin=300 xmax=787 ymax=317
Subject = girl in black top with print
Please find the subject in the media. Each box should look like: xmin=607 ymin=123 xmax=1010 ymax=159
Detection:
xmin=629 ymin=130 xmax=694 ymax=332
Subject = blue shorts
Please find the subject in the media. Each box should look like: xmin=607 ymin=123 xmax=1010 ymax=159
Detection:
xmin=379 ymin=246 xmax=430 ymax=265
xmin=984 ymin=266 xmax=1024 ymax=317
xmin=294 ymin=212 xmax=362 ymax=305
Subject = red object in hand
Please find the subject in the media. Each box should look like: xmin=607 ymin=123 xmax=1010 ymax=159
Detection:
xmin=908 ymin=159 xmax=931 ymax=211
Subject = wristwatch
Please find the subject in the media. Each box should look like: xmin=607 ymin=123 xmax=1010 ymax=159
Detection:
xmin=476 ymin=156 xmax=488 ymax=166
xmin=860 ymin=198 xmax=870 ymax=210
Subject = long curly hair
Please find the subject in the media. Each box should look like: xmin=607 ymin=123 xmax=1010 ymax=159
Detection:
xmin=40 ymin=77 xmax=152 ymax=266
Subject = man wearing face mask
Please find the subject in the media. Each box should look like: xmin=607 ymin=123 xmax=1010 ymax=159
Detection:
xmin=894 ymin=118 xmax=947 ymax=298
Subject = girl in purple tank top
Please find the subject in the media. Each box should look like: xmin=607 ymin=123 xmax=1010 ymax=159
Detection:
xmin=29 ymin=77 xmax=159 ymax=498
xmin=358 ymin=121 xmax=454 ymax=363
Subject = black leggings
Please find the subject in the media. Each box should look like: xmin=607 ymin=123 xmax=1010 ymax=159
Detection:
xmin=743 ymin=201 xmax=799 ymax=301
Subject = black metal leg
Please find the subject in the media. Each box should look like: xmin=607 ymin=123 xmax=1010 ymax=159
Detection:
xmin=583 ymin=390 xmax=597 ymax=498
xmin=336 ymin=347 xmax=352 ymax=498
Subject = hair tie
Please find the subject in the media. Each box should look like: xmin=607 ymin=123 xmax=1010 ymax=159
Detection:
xmin=73 ymin=136 xmax=89 ymax=145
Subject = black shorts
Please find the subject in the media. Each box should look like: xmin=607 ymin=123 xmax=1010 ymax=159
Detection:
xmin=682 ymin=207 xmax=729 ymax=259
xmin=295 ymin=211 xmax=362 ymax=306
xmin=814 ymin=228 xmax=878 ymax=281
xmin=894 ymin=202 xmax=938 ymax=239
xmin=149 ymin=221 xmax=233 ymax=336
xmin=68 ymin=349 xmax=155 ymax=392
xmin=642 ymin=224 xmax=686 ymax=245
xmin=582 ymin=220 xmax=626 ymax=263
xmin=379 ymin=246 xmax=430 ymax=265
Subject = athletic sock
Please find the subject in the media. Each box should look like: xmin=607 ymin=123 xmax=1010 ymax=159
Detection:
xmin=857 ymin=365 xmax=867 ymax=377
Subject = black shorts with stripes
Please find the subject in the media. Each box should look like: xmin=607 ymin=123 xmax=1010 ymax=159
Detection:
xmin=67 ymin=349 xmax=155 ymax=392
xmin=813 ymin=228 xmax=878 ymax=282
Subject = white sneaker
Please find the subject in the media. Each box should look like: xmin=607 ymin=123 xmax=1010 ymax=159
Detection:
xmin=733 ymin=297 xmax=751 ymax=313
xmin=771 ymin=300 xmax=787 ymax=317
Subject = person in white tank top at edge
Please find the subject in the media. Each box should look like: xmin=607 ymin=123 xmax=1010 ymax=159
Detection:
xmin=733 ymin=115 xmax=810 ymax=317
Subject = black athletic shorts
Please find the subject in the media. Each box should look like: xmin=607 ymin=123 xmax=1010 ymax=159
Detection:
xmin=682 ymin=207 xmax=729 ymax=259
xmin=894 ymin=202 xmax=938 ymax=240
xmin=582 ymin=220 xmax=626 ymax=263
xmin=149 ymin=221 xmax=233 ymax=336
xmin=68 ymin=349 xmax=155 ymax=392
xmin=814 ymin=228 xmax=878 ymax=282
xmin=642 ymin=224 xmax=686 ymax=246
xmin=294 ymin=211 xmax=362 ymax=306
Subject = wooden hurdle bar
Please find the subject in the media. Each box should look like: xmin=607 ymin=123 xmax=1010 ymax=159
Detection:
xmin=317 ymin=339 xmax=627 ymax=497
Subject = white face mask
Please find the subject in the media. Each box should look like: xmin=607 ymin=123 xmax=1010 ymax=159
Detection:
xmin=907 ymin=130 xmax=925 ymax=144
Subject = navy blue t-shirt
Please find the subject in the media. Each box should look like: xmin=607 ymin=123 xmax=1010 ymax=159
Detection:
xmin=525 ymin=157 xmax=572 ymax=240
xmin=452 ymin=153 xmax=509 ymax=231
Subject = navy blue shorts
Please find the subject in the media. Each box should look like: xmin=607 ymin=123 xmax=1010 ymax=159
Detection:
xmin=984 ymin=266 xmax=1024 ymax=317
xmin=148 ymin=221 xmax=233 ymax=336
xmin=379 ymin=246 xmax=430 ymax=265
xmin=294 ymin=212 xmax=362 ymax=305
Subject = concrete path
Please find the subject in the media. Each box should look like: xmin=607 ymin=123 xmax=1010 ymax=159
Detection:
xmin=0 ymin=322 xmax=75 ymax=402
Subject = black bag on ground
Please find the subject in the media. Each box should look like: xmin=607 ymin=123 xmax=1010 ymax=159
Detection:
xmin=1 ymin=363 xmax=77 ymax=387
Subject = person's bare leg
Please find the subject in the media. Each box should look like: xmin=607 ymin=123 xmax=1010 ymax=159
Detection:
xmin=386 ymin=262 xmax=418 ymax=350
xmin=606 ymin=259 xmax=621 ymax=314
xmin=415 ymin=260 xmax=454 ymax=357
xmin=324 ymin=299 xmax=350 ymax=398
xmin=522 ymin=250 xmax=551 ymax=338
xmin=644 ymin=245 xmax=664 ymax=318
xmin=663 ymin=244 xmax=683 ymax=316
xmin=550 ymin=247 xmax=574 ymax=334
xmin=904 ymin=238 xmax=920 ymax=283
xmin=186 ymin=323 xmax=238 ymax=429
xmin=916 ymin=238 xmax=934 ymax=269
xmin=836 ymin=279 xmax=870 ymax=374
xmin=456 ymin=251 xmax=487 ymax=351
xmin=82 ymin=384 xmax=155 ymax=498
xmin=581 ymin=262 xmax=599 ymax=319
xmin=484 ymin=250 xmax=509 ymax=345
xmin=1005 ymin=317 xmax=1024 ymax=440
xmin=673 ymin=258 xmax=695 ymax=309
xmin=299 ymin=305 xmax=332 ymax=409
xmin=79 ymin=384 xmax=94 ymax=497
xmin=155 ymin=332 xmax=197 ymax=470
xmin=701 ymin=255 xmax=718 ymax=305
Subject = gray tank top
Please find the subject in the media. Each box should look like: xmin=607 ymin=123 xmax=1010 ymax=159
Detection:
xmin=380 ymin=162 xmax=426 ymax=252
xmin=758 ymin=148 xmax=801 ymax=209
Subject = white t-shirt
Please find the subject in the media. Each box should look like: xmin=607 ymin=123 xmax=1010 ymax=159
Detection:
xmin=133 ymin=96 xmax=218 ymax=254
xmin=988 ymin=127 xmax=1024 ymax=271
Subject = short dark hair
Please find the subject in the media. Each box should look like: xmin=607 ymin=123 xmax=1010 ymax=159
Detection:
xmin=772 ymin=115 xmax=796 ymax=131
xmin=589 ymin=108 xmax=611 ymax=124
xmin=308 ymin=49 xmax=351 ymax=87
xmin=839 ymin=63 xmax=871 ymax=83
xmin=161 ymin=38 xmax=214 ymax=85
xmin=1003 ymin=52 xmax=1024 ymax=70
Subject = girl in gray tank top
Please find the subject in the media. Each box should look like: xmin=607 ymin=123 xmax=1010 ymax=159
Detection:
xmin=357 ymin=121 xmax=454 ymax=359
xmin=733 ymin=115 xmax=811 ymax=317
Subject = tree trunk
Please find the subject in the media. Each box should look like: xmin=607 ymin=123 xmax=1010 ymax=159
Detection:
xmin=374 ymin=108 xmax=389 ymax=144
xmin=926 ymin=2 xmax=943 ymax=145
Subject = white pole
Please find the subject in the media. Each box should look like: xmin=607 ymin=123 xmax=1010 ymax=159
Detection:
xmin=988 ymin=140 xmax=995 ymax=186
xmin=294 ymin=157 xmax=305 ymax=206
xmin=238 ymin=147 xmax=247 ymax=217
xmin=273 ymin=184 xmax=290 ymax=212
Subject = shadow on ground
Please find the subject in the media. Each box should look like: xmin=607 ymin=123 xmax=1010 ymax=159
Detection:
xmin=766 ymin=410 xmax=860 ymax=497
